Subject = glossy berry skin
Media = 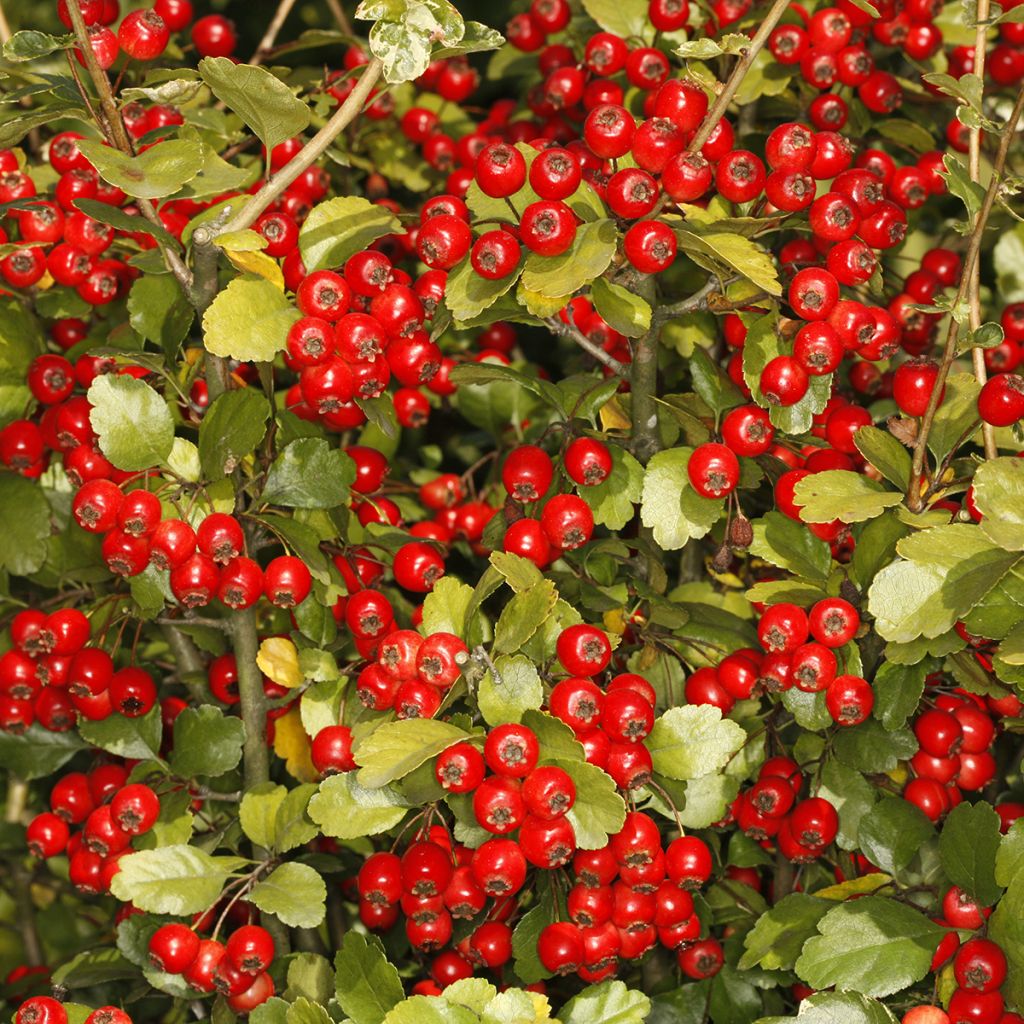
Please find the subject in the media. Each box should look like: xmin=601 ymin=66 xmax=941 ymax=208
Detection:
xmin=435 ymin=741 xmax=486 ymax=793
xmin=149 ymin=922 xmax=201 ymax=973
xmin=564 ymin=437 xmax=612 ymax=486
xmin=519 ymin=201 xmax=576 ymax=257
xmin=502 ymin=445 xmax=553 ymax=502
xmin=484 ymin=723 xmax=540 ymax=778
xmin=808 ymin=598 xmax=859 ymax=647
xmin=825 ymin=674 xmax=873 ymax=726
xmin=225 ymin=925 xmax=275 ymax=975
xmin=624 ymin=221 xmax=677 ymax=274
xmin=688 ymin=443 xmax=740 ymax=499
xmin=476 ymin=143 xmax=527 ymax=198
xmin=978 ymin=374 xmax=1024 ymax=426
xmin=263 ymin=556 xmax=311 ymax=608
xmin=758 ymin=603 xmax=809 ymax=654
xmin=557 ymin=624 xmax=612 ymax=677
xmin=311 ymin=725 xmax=356 ymax=775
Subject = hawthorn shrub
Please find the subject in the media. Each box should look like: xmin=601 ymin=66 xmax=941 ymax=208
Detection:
xmin=1 ymin=0 xmax=1024 ymax=1022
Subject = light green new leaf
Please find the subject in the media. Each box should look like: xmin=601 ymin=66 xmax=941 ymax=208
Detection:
xmin=645 ymin=705 xmax=746 ymax=781
xmin=739 ymin=893 xmax=829 ymax=971
xmin=299 ymin=196 xmax=402 ymax=272
xmin=793 ymin=470 xmax=903 ymax=525
xmin=203 ymin=275 xmax=301 ymax=362
xmin=307 ymin=772 xmax=408 ymax=840
xmin=88 ymin=374 xmax=174 ymax=472
xmin=355 ymin=718 xmax=471 ymax=788
xmin=550 ymin=756 xmax=626 ymax=850
xmin=493 ymin=580 xmax=557 ymax=653
xmin=854 ymin=426 xmax=912 ymax=490
xmin=334 ymin=932 xmax=404 ymax=1024
xmin=560 ymin=980 xmax=651 ymax=1024
xmin=972 ymin=456 xmax=1024 ymax=551
xmin=590 ymin=276 xmax=652 ymax=338
xmin=750 ymin=511 xmax=831 ymax=582
xmin=578 ymin=447 xmax=643 ymax=531
xmin=520 ymin=219 xmax=618 ymax=299
xmin=110 ymin=845 xmax=245 ymax=915
xmin=250 ymin=862 xmax=326 ymax=928
xmin=479 ymin=654 xmax=543 ymax=726
xmin=640 ymin=447 xmax=724 ymax=551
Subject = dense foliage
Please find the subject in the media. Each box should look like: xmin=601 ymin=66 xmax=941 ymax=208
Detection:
xmin=1 ymin=0 xmax=1024 ymax=1022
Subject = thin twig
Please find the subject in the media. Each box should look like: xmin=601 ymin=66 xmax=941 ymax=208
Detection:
xmin=5 ymin=778 xmax=43 ymax=967
xmin=63 ymin=0 xmax=193 ymax=292
xmin=907 ymin=82 xmax=1024 ymax=511
xmin=969 ymin=0 xmax=998 ymax=460
xmin=687 ymin=0 xmax=793 ymax=153
xmin=251 ymin=0 xmax=300 ymax=66
xmin=545 ymin=316 xmax=628 ymax=377
xmin=214 ymin=57 xmax=384 ymax=237
xmin=0 ymin=0 xmax=11 ymax=43
xmin=325 ymin=0 xmax=353 ymax=35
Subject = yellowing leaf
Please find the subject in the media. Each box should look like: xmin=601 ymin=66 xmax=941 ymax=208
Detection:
xmin=257 ymin=637 xmax=303 ymax=688
xmin=225 ymin=249 xmax=285 ymax=289
xmin=599 ymin=396 xmax=631 ymax=431
xmin=273 ymin=705 xmax=318 ymax=782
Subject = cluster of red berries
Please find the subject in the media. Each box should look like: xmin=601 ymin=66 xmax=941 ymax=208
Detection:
xmin=27 ymin=770 xmax=159 ymax=897
xmin=0 ymin=607 xmax=158 ymax=734
xmin=684 ymin=597 xmax=870 ymax=727
xmin=145 ymin=921 xmax=276 ymax=1013
xmin=498 ymin=442 xmax=603 ymax=568
xmin=921 ymin=886 xmax=1019 ymax=1024
xmin=537 ymin=813 xmax=721 ymax=982
xmin=903 ymin=686 xmax=1003 ymax=822
xmin=730 ymin=756 xmax=840 ymax=862
xmin=61 ymin=0 xmax=233 ymax=72
xmin=15 ymin=997 xmax=134 ymax=1024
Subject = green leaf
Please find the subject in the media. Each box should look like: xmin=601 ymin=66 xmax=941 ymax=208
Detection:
xmin=578 ymin=446 xmax=643 ymax=531
xmin=972 ymin=456 xmax=1024 ymax=551
xmin=520 ymin=219 xmax=618 ymax=299
xmin=421 ymin=577 xmax=474 ymax=638
xmin=579 ymin=0 xmax=649 ymax=38
xmin=512 ymin=894 xmax=562 ymax=983
xmin=0 ymin=475 xmax=51 ymax=576
xmin=169 ymin=704 xmax=245 ymax=779
xmin=489 ymin=550 xmax=544 ymax=593
xmin=0 ymin=110 xmax=75 ymax=150
xmin=307 ymin=772 xmax=408 ymax=839
xmin=127 ymin=274 xmax=194 ymax=357
xmin=590 ymin=277 xmax=652 ymax=338
xmin=818 ymin=760 xmax=877 ymax=850
xmin=854 ymin=426 xmax=912 ymax=490
xmin=857 ymin=798 xmax=935 ymax=875
xmin=88 ymin=374 xmax=174 ymax=472
xmin=286 ymin=998 xmax=332 ymax=1024
xmin=445 ymin=255 xmax=522 ymax=325
xmin=676 ymin=229 xmax=781 ymax=296
xmin=79 ymin=706 xmax=162 ymax=760
xmin=250 ymin=862 xmax=326 ymax=928
xmin=198 ymin=58 xmax=311 ymax=155
xmin=479 ymin=654 xmax=543 ymax=726
xmin=939 ymin=800 xmax=1003 ymax=906
xmin=868 ymin=525 xmax=1021 ymax=643
xmin=263 ymin=438 xmax=355 ymax=508
xmin=645 ymin=705 xmax=746 ymax=781
xmin=941 ymin=152 xmax=986 ymax=224
xmin=927 ymin=373 xmax=981 ymax=464
xmin=199 ymin=387 xmax=271 ymax=479
xmin=380 ymin=996 xmax=477 ymax=1024
xmin=750 ymin=511 xmax=831 ymax=582
xmin=989 ymin=871 xmax=1024 ymax=1013
xmin=687 ymin=346 xmax=744 ymax=417
xmin=50 ymin=948 xmax=137 ymax=989
xmin=334 ymin=932 xmax=404 ymax=1024
xmin=833 ymin=719 xmax=917 ymax=773
xmin=795 ymin=896 xmax=945 ymax=997
xmin=75 ymin=197 xmax=180 ymax=251
xmin=997 ymin=820 xmax=1024 ymax=888
xmin=77 ymin=138 xmax=202 ymax=200
xmin=110 ymin=845 xmax=245 ymax=915
xmin=522 ymin=709 xmax=586 ymax=762
xmin=560 ymin=980 xmax=651 ymax=1024
xmin=203 ymin=275 xmax=301 ymax=363
xmin=299 ymin=196 xmax=402 ymax=272
xmin=493 ymin=580 xmax=558 ymax=654
xmin=0 ymin=723 xmax=85 ymax=780
xmin=355 ymin=719 xmax=471 ymax=788
xmin=758 ymin=992 xmax=899 ymax=1024
xmin=3 ymin=30 xmax=74 ymax=61
xmin=640 ymin=447 xmax=724 ymax=551
xmin=872 ymin=658 xmax=932 ymax=731
xmin=793 ymin=470 xmax=903 ymax=525
xmin=240 ymin=783 xmax=288 ymax=850
xmin=738 ymin=893 xmax=829 ymax=971
xmin=550 ymin=756 xmax=626 ymax=850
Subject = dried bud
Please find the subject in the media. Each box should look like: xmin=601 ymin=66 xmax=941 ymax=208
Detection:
xmin=711 ymin=542 xmax=732 ymax=574
xmin=730 ymin=514 xmax=754 ymax=549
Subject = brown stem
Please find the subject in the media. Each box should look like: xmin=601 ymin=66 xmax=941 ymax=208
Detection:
xmin=0 ymin=0 xmax=11 ymax=43
xmin=630 ymin=327 xmax=661 ymax=465
xmin=969 ymin=0 xmax=997 ymax=461
xmin=63 ymin=0 xmax=193 ymax=292
xmin=251 ymin=0 xmax=300 ymax=66
xmin=545 ymin=315 xmax=628 ymax=377
xmin=214 ymin=58 xmax=384 ymax=237
xmin=686 ymin=0 xmax=793 ymax=154
xmin=6 ymin=778 xmax=43 ymax=967
xmin=325 ymin=0 xmax=353 ymax=35
xmin=907 ymin=83 xmax=1024 ymax=511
